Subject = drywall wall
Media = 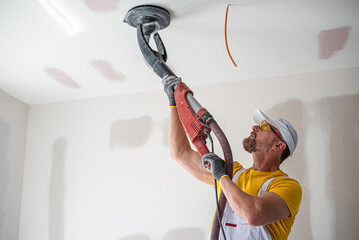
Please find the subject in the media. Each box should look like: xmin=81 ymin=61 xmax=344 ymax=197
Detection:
xmin=0 ymin=90 xmax=28 ymax=240
xmin=19 ymin=67 xmax=359 ymax=240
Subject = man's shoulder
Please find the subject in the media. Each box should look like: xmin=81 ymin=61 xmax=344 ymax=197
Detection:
xmin=269 ymin=174 xmax=302 ymax=202
xmin=233 ymin=161 xmax=244 ymax=173
xmin=271 ymin=172 xmax=302 ymax=188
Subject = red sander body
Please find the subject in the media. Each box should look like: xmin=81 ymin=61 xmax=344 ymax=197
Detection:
xmin=174 ymin=82 xmax=212 ymax=157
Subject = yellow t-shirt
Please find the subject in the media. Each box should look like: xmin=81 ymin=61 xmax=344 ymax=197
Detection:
xmin=215 ymin=161 xmax=302 ymax=240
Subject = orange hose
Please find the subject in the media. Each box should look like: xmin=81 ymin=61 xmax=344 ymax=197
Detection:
xmin=225 ymin=4 xmax=237 ymax=67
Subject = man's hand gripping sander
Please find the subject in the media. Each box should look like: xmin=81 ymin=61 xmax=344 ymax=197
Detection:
xmin=124 ymin=5 xmax=233 ymax=239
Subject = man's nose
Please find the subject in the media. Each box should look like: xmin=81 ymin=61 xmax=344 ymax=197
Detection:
xmin=252 ymin=125 xmax=259 ymax=132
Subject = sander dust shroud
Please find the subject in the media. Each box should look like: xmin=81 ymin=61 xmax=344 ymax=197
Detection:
xmin=124 ymin=5 xmax=233 ymax=240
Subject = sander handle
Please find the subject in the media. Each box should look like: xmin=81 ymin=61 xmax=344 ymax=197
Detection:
xmin=174 ymin=82 xmax=215 ymax=157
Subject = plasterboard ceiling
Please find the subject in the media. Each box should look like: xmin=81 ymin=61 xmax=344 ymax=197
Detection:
xmin=0 ymin=0 xmax=358 ymax=105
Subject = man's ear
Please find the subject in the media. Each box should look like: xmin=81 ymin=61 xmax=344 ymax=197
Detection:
xmin=273 ymin=141 xmax=286 ymax=152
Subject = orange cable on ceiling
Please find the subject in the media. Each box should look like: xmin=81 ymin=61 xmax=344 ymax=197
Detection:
xmin=225 ymin=4 xmax=237 ymax=67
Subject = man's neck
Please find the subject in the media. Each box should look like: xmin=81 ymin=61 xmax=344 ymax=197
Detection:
xmin=251 ymin=152 xmax=280 ymax=172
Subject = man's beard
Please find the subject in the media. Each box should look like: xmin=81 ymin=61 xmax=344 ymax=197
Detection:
xmin=243 ymin=137 xmax=256 ymax=153
xmin=243 ymin=132 xmax=277 ymax=153
xmin=243 ymin=131 xmax=256 ymax=153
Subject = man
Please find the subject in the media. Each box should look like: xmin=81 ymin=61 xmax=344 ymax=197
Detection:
xmin=162 ymin=77 xmax=302 ymax=240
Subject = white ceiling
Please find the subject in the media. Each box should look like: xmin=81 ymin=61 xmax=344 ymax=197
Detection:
xmin=1 ymin=0 xmax=358 ymax=105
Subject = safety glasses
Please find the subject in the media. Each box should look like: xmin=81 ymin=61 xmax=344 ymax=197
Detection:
xmin=259 ymin=121 xmax=285 ymax=142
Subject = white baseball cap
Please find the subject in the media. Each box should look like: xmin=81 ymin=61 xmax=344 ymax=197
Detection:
xmin=253 ymin=109 xmax=298 ymax=156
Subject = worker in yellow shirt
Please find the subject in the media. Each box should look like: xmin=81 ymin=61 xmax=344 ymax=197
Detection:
xmin=163 ymin=77 xmax=302 ymax=240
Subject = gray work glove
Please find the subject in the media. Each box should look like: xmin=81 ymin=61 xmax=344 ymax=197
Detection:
xmin=161 ymin=76 xmax=182 ymax=106
xmin=202 ymin=152 xmax=228 ymax=182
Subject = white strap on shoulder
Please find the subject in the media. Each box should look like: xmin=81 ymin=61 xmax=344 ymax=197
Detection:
xmin=232 ymin=168 xmax=247 ymax=183
xmin=258 ymin=176 xmax=288 ymax=196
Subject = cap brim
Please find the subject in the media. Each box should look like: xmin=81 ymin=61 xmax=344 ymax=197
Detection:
xmin=253 ymin=109 xmax=279 ymax=129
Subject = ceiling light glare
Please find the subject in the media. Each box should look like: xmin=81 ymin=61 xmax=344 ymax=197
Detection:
xmin=38 ymin=0 xmax=85 ymax=37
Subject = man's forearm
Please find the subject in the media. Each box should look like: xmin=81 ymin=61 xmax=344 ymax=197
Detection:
xmin=219 ymin=176 xmax=290 ymax=226
xmin=168 ymin=107 xmax=192 ymax=158
xmin=219 ymin=176 xmax=258 ymax=225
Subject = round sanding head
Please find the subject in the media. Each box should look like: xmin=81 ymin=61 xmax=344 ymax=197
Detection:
xmin=124 ymin=5 xmax=170 ymax=30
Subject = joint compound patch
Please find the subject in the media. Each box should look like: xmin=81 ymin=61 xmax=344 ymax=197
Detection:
xmin=110 ymin=116 xmax=153 ymax=149
xmin=91 ymin=60 xmax=126 ymax=82
xmin=159 ymin=119 xmax=169 ymax=148
xmin=44 ymin=67 xmax=81 ymax=89
xmin=49 ymin=138 xmax=67 ymax=240
xmin=83 ymin=0 xmax=119 ymax=12
xmin=319 ymin=26 xmax=351 ymax=59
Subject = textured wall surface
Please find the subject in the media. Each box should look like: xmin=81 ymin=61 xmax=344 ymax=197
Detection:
xmin=19 ymin=67 xmax=359 ymax=240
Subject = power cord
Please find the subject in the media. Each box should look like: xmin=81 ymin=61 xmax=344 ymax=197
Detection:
xmin=205 ymin=131 xmax=227 ymax=240
xmin=215 ymin=179 xmax=227 ymax=240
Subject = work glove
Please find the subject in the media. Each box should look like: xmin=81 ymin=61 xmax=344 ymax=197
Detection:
xmin=162 ymin=75 xmax=182 ymax=106
xmin=202 ymin=152 xmax=228 ymax=182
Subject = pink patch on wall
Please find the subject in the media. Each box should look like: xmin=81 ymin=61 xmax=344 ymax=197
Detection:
xmin=319 ymin=26 xmax=351 ymax=59
xmin=83 ymin=0 xmax=119 ymax=12
xmin=44 ymin=67 xmax=81 ymax=88
xmin=91 ymin=60 xmax=126 ymax=81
